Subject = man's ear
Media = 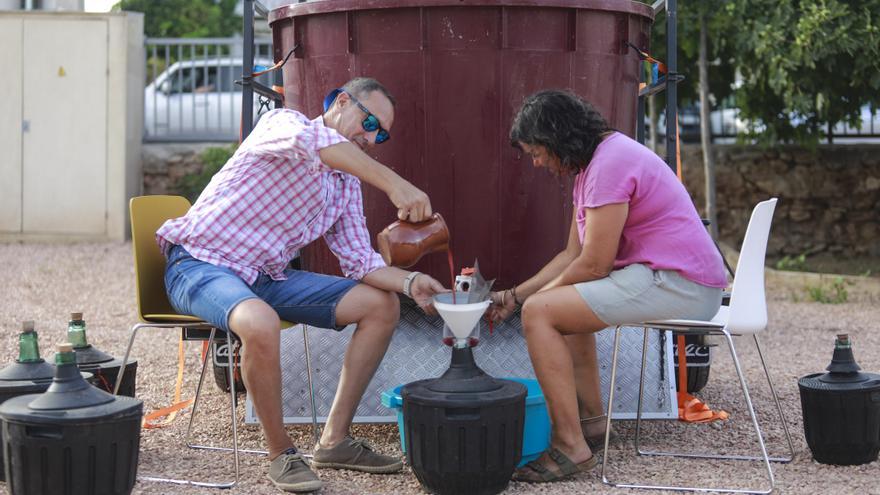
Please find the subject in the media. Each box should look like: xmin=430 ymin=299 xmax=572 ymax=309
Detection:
xmin=334 ymin=91 xmax=350 ymax=109
xmin=322 ymin=88 xmax=346 ymax=112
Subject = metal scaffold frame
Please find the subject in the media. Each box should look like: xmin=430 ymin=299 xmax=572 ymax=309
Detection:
xmin=637 ymin=0 xmax=682 ymax=174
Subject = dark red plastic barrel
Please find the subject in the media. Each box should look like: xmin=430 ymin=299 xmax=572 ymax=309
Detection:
xmin=270 ymin=0 xmax=653 ymax=287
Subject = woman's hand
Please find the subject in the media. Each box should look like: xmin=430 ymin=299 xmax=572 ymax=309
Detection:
xmin=410 ymin=274 xmax=447 ymax=315
xmin=488 ymin=289 xmax=517 ymax=324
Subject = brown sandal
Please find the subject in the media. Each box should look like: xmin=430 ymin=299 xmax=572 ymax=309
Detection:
xmin=581 ymin=414 xmax=619 ymax=453
xmin=512 ymin=447 xmax=598 ymax=483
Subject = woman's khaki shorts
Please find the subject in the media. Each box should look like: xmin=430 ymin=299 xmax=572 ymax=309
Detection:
xmin=574 ymin=263 xmax=722 ymax=326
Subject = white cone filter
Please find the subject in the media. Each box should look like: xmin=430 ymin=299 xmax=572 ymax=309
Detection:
xmin=433 ymin=292 xmax=490 ymax=340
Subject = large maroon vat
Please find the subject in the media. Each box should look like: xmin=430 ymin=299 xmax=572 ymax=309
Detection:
xmin=270 ymin=0 xmax=653 ymax=287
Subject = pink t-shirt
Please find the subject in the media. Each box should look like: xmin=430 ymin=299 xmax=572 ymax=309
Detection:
xmin=572 ymin=132 xmax=727 ymax=288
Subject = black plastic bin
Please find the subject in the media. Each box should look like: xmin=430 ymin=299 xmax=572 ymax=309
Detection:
xmin=402 ymin=346 xmax=526 ymax=495
xmin=0 ymin=344 xmax=143 ymax=495
xmin=799 ymin=334 xmax=880 ymax=465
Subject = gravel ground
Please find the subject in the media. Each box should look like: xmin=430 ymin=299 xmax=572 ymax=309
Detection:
xmin=1 ymin=241 xmax=878 ymax=495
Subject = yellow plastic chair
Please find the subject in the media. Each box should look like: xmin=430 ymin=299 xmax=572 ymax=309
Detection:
xmin=115 ymin=195 xmax=319 ymax=489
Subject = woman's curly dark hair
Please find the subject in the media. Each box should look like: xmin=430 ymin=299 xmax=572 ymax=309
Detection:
xmin=509 ymin=90 xmax=611 ymax=174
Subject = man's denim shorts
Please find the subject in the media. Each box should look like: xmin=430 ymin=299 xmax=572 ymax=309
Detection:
xmin=164 ymin=244 xmax=358 ymax=332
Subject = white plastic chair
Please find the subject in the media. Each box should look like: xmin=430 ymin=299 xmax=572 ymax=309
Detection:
xmin=600 ymin=198 xmax=795 ymax=494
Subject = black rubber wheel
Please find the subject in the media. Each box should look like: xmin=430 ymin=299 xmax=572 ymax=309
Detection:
xmin=212 ymin=342 xmax=247 ymax=394
xmin=675 ymin=364 xmax=711 ymax=394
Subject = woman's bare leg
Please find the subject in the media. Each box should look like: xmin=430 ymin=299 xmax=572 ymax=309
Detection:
xmin=520 ymin=286 xmax=608 ymax=465
xmin=566 ymin=333 xmax=606 ymax=423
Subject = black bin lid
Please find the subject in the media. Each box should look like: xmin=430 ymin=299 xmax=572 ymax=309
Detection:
xmin=799 ymin=370 xmax=880 ymax=391
xmin=73 ymin=344 xmax=115 ymax=365
xmin=0 ymin=359 xmax=54 ymax=383
xmin=799 ymin=334 xmax=880 ymax=392
xmin=403 ymin=347 xmax=526 ymax=406
xmin=0 ymin=379 xmax=51 ymax=398
xmin=0 ymin=358 xmax=142 ymax=425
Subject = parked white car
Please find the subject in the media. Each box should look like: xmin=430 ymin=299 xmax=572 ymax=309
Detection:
xmin=650 ymin=105 xmax=748 ymax=143
xmin=144 ymin=57 xmax=275 ymax=141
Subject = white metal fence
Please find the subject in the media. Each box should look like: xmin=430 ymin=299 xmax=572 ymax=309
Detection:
xmin=143 ymin=37 xmax=275 ymax=142
xmin=142 ymin=37 xmax=878 ymax=143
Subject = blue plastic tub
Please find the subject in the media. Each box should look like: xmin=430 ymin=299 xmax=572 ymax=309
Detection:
xmin=381 ymin=377 xmax=550 ymax=467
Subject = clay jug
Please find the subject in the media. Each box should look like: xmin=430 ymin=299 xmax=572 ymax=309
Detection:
xmin=377 ymin=213 xmax=450 ymax=268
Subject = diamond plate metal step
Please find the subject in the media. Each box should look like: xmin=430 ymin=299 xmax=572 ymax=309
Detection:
xmin=246 ymin=300 xmax=677 ymax=424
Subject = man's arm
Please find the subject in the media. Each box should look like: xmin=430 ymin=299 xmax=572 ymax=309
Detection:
xmin=319 ymin=142 xmax=432 ymax=222
xmin=362 ymin=267 xmax=447 ymax=315
xmin=323 ymin=181 xmax=447 ymax=313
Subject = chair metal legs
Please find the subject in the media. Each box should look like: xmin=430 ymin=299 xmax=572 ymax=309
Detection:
xmin=114 ymin=322 xmax=247 ymax=488
xmin=752 ymin=334 xmax=796 ymax=462
xmin=188 ymin=324 xmax=321 ymax=457
xmin=302 ymin=325 xmax=321 ymax=447
xmin=114 ymin=322 xmax=324 ymax=488
xmin=601 ymin=325 xmax=794 ymax=494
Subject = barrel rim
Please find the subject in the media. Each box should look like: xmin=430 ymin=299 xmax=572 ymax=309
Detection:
xmin=269 ymin=0 xmax=655 ymax=25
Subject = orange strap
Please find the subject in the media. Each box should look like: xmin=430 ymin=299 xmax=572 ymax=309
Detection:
xmin=679 ymin=393 xmax=729 ymax=423
xmin=96 ymin=371 xmax=113 ymax=393
xmin=142 ymin=333 xmax=193 ymax=429
xmin=675 ymin=115 xmax=683 ymax=181
xmin=676 ymin=334 xmax=728 ymax=423
xmin=677 ymin=334 xmax=688 ymax=390
xmin=672 ymin=143 xmax=726 ymax=423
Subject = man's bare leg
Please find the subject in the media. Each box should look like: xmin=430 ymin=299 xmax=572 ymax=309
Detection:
xmin=228 ymin=298 xmax=293 ymax=459
xmin=318 ymin=285 xmax=400 ymax=447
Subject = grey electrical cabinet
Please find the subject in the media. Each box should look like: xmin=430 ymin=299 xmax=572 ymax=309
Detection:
xmin=0 ymin=12 xmax=143 ymax=241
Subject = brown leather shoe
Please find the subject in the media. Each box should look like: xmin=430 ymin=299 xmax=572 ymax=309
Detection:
xmin=581 ymin=414 xmax=619 ymax=452
xmin=311 ymin=436 xmax=403 ymax=474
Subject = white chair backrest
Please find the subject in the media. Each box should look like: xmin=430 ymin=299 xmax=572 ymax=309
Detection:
xmin=726 ymin=198 xmax=778 ymax=334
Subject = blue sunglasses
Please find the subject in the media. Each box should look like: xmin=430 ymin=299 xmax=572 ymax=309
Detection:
xmin=323 ymin=88 xmax=390 ymax=144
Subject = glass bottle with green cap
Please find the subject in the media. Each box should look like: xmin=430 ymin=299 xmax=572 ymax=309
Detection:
xmin=68 ymin=312 xmax=89 ymax=349
xmin=18 ymin=320 xmax=42 ymax=363
xmin=55 ymin=342 xmax=77 ymax=366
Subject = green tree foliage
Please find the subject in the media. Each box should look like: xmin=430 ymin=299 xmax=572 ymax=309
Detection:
xmin=649 ymin=0 xmax=738 ymax=107
xmin=645 ymin=0 xmax=880 ymax=144
xmin=113 ymin=0 xmax=240 ymax=38
xmin=178 ymin=144 xmax=238 ymax=203
xmin=727 ymin=0 xmax=880 ymax=143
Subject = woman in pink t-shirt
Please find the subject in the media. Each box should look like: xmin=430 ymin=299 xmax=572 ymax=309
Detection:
xmin=490 ymin=90 xmax=726 ymax=483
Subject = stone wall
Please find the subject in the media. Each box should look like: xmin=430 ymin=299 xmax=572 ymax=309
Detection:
xmin=142 ymin=142 xmax=880 ymax=258
xmin=142 ymin=143 xmax=221 ymax=196
xmin=680 ymin=144 xmax=880 ymax=257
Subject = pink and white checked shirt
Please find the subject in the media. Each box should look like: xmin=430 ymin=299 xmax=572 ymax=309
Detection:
xmin=157 ymin=108 xmax=386 ymax=285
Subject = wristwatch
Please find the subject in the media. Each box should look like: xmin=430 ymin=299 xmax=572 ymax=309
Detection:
xmin=403 ymin=271 xmax=422 ymax=298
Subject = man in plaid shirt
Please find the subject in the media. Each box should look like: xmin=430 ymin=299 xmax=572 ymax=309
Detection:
xmin=158 ymin=77 xmax=446 ymax=492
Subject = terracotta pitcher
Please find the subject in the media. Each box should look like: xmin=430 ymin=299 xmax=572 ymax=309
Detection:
xmin=377 ymin=213 xmax=450 ymax=268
